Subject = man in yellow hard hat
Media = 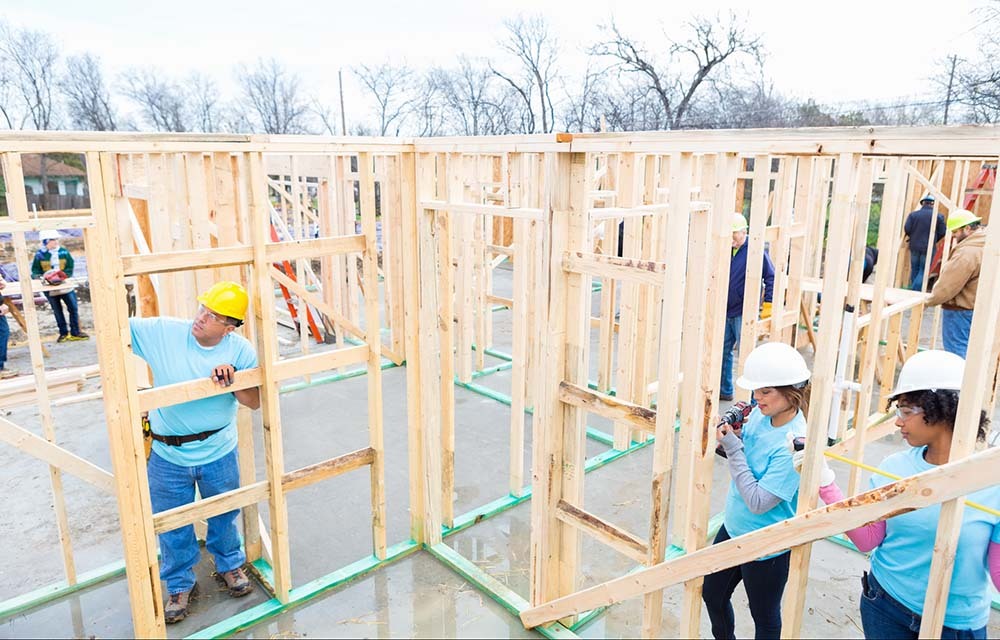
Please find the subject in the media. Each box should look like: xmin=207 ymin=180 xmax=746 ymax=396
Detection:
xmin=129 ymin=281 xmax=260 ymax=623
xmin=721 ymin=213 xmax=775 ymax=401
xmin=927 ymin=210 xmax=985 ymax=357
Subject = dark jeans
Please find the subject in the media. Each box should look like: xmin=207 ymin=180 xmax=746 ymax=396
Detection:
xmin=860 ymin=571 xmax=986 ymax=639
xmin=45 ymin=290 xmax=80 ymax=337
xmin=720 ymin=316 xmax=741 ymax=397
xmin=702 ymin=525 xmax=790 ymax=639
xmin=910 ymin=250 xmax=926 ymax=291
xmin=0 ymin=315 xmax=8 ymax=368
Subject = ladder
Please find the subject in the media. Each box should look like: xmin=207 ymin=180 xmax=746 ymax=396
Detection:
xmin=270 ymin=222 xmax=326 ymax=344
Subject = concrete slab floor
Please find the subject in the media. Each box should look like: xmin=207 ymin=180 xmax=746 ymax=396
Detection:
xmin=2 ymin=266 xmax=999 ymax=637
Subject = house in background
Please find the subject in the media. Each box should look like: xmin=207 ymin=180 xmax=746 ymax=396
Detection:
xmin=12 ymin=155 xmax=91 ymax=211
xmin=22 ymin=155 xmax=87 ymax=197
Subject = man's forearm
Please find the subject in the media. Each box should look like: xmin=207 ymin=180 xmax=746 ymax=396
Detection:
xmin=235 ymin=387 xmax=261 ymax=410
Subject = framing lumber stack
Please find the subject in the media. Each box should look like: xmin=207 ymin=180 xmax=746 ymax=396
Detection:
xmin=1 ymin=127 xmax=999 ymax=638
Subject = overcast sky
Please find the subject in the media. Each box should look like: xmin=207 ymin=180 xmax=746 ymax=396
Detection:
xmin=4 ymin=0 xmax=992 ymax=127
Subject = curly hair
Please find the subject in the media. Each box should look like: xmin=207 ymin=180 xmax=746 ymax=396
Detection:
xmin=892 ymin=389 xmax=989 ymax=442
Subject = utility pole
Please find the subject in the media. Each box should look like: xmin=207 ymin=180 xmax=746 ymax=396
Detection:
xmin=944 ymin=54 xmax=958 ymax=125
xmin=338 ymin=68 xmax=347 ymax=136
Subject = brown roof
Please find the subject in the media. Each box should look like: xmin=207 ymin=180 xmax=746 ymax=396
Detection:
xmin=19 ymin=155 xmax=86 ymax=178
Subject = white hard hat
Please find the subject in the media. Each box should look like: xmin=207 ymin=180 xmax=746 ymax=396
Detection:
xmin=888 ymin=350 xmax=964 ymax=399
xmin=736 ymin=342 xmax=811 ymax=390
xmin=39 ymin=229 xmax=60 ymax=242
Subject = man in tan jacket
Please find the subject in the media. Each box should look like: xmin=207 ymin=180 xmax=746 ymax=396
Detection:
xmin=927 ymin=209 xmax=985 ymax=357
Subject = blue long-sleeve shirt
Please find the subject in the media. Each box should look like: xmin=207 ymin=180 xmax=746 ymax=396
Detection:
xmin=727 ymin=242 xmax=775 ymax=318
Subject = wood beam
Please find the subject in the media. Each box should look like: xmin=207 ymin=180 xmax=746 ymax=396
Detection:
xmin=519 ymin=444 xmax=1000 ymax=629
xmin=558 ymin=381 xmax=656 ymax=434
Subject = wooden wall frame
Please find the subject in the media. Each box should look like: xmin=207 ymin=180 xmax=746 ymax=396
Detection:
xmin=0 ymin=126 xmax=998 ymax=638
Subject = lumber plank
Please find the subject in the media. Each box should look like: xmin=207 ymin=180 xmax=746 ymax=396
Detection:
xmin=271 ymin=345 xmax=368 ymax=381
xmin=642 ymin=151 xmax=693 ymax=637
xmin=358 ymin=151 xmax=388 ymax=560
xmin=561 ymin=250 xmax=665 ymax=286
xmin=555 ymin=500 xmax=649 ymax=564
xmin=419 ymin=200 xmax=544 ymax=220
xmin=0 ymin=415 xmax=115 ymax=494
xmin=85 ymin=151 xmax=165 ymax=634
xmin=281 ymin=446 xmax=375 ymax=492
xmin=558 ymin=381 xmax=656 ymax=434
xmin=153 ymin=481 xmax=269 ymax=534
xmin=247 ymin=151 xmax=293 ymax=602
xmin=520 ymin=445 xmax=1000 ymax=629
xmin=137 ymin=367 xmax=264 ymax=412
xmin=401 ymin=151 xmax=426 ymax=543
xmin=783 ymin=153 xmax=861 ymax=637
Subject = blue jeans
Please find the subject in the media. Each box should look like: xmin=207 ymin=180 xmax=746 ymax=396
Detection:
xmin=147 ymin=448 xmax=245 ymax=595
xmin=942 ymin=309 xmax=974 ymax=358
xmin=720 ymin=316 xmax=741 ymax=397
xmin=0 ymin=315 xmax=9 ymax=368
xmin=44 ymin=290 xmax=81 ymax=337
xmin=860 ymin=571 xmax=985 ymax=639
xmin=702 ymin=525 xmax=790 ymax=639
xmin=910 ymin=250 xmax=926 ymax=291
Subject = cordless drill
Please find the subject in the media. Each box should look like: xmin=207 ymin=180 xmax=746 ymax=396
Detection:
xmin=714 ymin=401 xmax=753 ymax=459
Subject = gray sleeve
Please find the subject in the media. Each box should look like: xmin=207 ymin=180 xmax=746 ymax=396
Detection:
xmin=719 ymin=432 xmax=784 ymax=515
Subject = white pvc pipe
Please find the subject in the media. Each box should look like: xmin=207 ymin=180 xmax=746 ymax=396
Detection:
xmin=828 ymin=306 xmax=857 ymax=442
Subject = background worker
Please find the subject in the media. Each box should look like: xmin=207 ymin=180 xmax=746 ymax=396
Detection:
xmin=803 ymin=350 xmax=999 ymax=639
xmin=130 ymin=281 xmax=260 ymax=624
xmin=720 ymin=213 xmax=775 ymax=402
xmin=927 ymin=209 xmax=985 ymax=358
xmin=705 ymin=342 xmax=811 ymax=639
xmin=0 ymin=278 xmax=17 ymax=379
xmin=31 ymin=229 xmax=88 ymax=342
xmin=903 ymin=194 xmax=946 ymax=291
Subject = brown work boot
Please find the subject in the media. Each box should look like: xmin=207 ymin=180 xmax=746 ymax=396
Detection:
xmin=216 ymin=566 xmax=253 ymax=597
xmin=164 ymin=583 xmax=197 ymax=624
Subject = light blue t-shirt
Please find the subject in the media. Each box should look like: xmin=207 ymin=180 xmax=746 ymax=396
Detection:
xmin=724 ymin=408 xmax=807 ymax=558
xmin=869 ymin=446 xmax=1000 ymax=630
xmin=130 ymin=317 xmax=258 ymax=467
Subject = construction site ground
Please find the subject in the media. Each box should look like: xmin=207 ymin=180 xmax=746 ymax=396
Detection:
xmin=1 ymin=263 xmax=998 ymax=638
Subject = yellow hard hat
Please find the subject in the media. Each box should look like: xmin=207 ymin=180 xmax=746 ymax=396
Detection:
xmin=732 ymin=212 xmax=749 ymax=232
xmin=197 ymin=281 xmax=249 ymax=322
xmin=946 ymin=209 xmax=981 ymax=233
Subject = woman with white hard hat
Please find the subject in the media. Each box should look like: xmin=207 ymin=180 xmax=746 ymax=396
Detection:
xmin=703 ymin=341 xmax=811 ymax=639
xmin=806 ymin=350 xmax=999 ymax=638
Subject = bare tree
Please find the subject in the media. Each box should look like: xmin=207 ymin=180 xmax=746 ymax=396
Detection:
xmin=0 ymin=58 xmax=19 ymax=129
xmin=563 ymin=60 xmax=615 ymax=132
xmin=490 ymin=14 xmax=559 ymax=133
xmin=591 ymin=13 xmax=761 ymax=130
xmin=121 ymin=68 xmax=188 ymax=131
xmin=60 ymin=53 xmax=117 ymax=131
xmin=310 ymin=96 xmax=340 ymax=135
xmin=186 ymin=72 xmax=226 ymax=132
xmin=432 ymin=58 xmax=508 ymax=135
xmin=237 ymin=58 xmax=311 ymax=134
xmin=680 ymin=60 xmax=795 ymax=129
xmin=411 ymin=70 xmax=447 ymax=137
xmin=353 ymin=62 xmax=414 ymax=136
xmin=0 ymin=23 xmax=60 ymax=129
